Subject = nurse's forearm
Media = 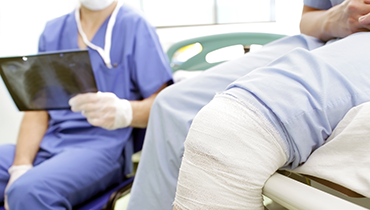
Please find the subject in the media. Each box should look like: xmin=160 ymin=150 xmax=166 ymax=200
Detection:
xmin=129 ymin=83 xmax=167 ymax=128
xmin=12 ymin=111 xmax=49 ymax=166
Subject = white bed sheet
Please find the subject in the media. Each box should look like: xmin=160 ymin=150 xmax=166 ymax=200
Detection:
xmin=263 ymin=102 xmax=370 ymax=209
xmin=292 ymin=101 xmax=370 ymax=198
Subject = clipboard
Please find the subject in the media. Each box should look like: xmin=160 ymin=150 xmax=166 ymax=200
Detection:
xmin=0 ymin=50 xmax=98 ymax=111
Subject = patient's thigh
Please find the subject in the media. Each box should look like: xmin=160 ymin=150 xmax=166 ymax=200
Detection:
xmin=224 ymin=32 xmax=370 ymax=169
xmin=162 ymin=34 xmax=325 ymax=115
xmin=312 ymin=32 xmax=370 ymax=71
xmin=196 ymin=34 xmax=324 ymax=80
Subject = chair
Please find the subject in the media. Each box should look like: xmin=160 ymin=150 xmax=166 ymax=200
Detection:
xmin=73 ymin=177 xmax=134 ymax=210
xmin=72 ymin=128 xmax=145 ymax=210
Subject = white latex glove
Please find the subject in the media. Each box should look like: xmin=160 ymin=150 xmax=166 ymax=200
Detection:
xmin=69 ymin=92 xmax=133 ymax=130
xmin=4 ymin=165 xmax=33 ymax=210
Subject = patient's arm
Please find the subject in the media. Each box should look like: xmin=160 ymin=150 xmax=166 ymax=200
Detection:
xmin=300 ymin=0 xmax=370 ymax=42
xmin=12 ymin=111 xmax=48 ymax=166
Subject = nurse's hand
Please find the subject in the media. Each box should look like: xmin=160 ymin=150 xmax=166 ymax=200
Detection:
xmin=69 ymin=92 xmax=133 ymax=130
xmin=4 ymin=165 xmax=33 ymax=210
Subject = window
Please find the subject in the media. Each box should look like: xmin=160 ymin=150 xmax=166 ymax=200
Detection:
xmin=126 ymin=0 xmax=276 ymax=27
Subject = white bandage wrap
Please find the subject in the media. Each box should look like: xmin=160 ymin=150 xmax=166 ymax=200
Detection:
xmin=174 ymin=94 xmax=288 ymax=210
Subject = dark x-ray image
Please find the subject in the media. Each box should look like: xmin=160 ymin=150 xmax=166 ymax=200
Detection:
xmin=0 ymin=50 xmax=98 ymax=111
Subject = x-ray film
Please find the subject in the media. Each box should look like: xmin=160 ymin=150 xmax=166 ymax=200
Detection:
xmin=0 ymin=50 xmax=98 ymax=111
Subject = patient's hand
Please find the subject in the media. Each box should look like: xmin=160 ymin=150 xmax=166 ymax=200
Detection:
xmin=359 ymin=12 xmax=370 ymax=29
xmin=326 ymin=0 xmax=370 ymax=38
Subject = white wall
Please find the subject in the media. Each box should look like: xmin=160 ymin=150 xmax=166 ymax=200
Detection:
xmin=0 ymin=0 xmax=78 ymax=144
xmin=0 ymin=0 xmax=303 ymax=145
xmin=157 ymin=0 xmax=303 ymax=51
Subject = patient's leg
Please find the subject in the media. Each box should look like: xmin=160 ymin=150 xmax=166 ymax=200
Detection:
xmin=174 ymin=32 xmax=370 ymax=209
xmin=227 ymin=32 xmax=370 ymax=169
xmin=128 ymin=34 xmax=324 ymax=210
xmin=173 ymin=94 xmax=287 ymax=210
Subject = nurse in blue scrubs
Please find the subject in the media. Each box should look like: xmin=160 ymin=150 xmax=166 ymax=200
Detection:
xmin=0 ymin=0 xmax=172 ymax=209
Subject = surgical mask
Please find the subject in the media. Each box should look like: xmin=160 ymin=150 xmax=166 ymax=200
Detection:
xmin=79 ymin=0 xmax=115 ymax=11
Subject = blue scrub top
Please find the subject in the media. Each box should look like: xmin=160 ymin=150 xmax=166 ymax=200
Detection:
xmin=37 ymin=5 xmax=173 ymax=160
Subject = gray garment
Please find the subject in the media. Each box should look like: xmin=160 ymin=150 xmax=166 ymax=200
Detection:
xmin=304 ymin=0 xmax=344 ymax=9
xmin=226 ymin=32 xmax=370 ymax=169
xmin=127 ymin=34 xmax=324 ymax=210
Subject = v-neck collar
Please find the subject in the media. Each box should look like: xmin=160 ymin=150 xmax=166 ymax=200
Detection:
xmin=75 ymin=1 xmax=122 ymax=68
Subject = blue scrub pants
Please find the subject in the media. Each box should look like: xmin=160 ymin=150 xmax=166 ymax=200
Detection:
xmin=0 ymin=144 xmax=123 ymax=210
xmin=127 ymin=34 xmax=326 ymax=210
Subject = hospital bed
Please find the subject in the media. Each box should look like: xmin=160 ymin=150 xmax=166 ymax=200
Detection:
xmin=166 ymin=32 xmax=370 ymax=210
xmin=165 ymin=32 xmax=370 ymax=210
xmin=156 ymin=32 xmax=370 ymax=210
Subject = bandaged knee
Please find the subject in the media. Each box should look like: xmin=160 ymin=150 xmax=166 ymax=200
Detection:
xmin=173 ymin=94 xmax=288 ymax=210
